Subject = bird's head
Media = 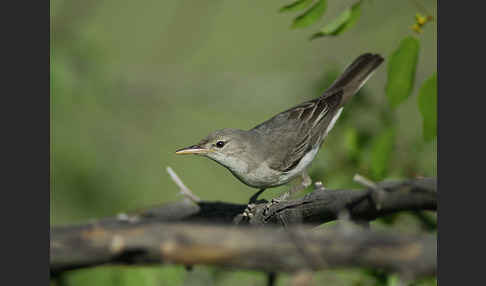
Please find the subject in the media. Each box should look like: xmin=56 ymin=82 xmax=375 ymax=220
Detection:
xmin=175 ymin=128 xmax=256 ymax=171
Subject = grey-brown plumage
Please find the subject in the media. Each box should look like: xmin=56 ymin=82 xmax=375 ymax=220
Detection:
xmin=176 ymin=53 xmax=384 ymax=200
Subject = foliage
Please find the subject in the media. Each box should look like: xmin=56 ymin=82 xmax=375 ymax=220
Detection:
xmin=385 ymin=36 xmax=420 ymax=108
xmin=290 ymin=0 xmax=328 ymax=29
xmin=279 ymin=0 xmax=315 ymax=13
xmin=418 ymin=73 xmax=437 ymax=141
xmin=281 ymin=0 xmax=363 ymax=39
xmin=280 ymin=0 xmax=436 ymax=142
xmin=311 ymin=1 xmax=362 ymax=39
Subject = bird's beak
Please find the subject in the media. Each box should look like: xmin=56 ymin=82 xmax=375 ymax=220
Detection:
xmin=175 ymin=145 xmax=211 ymax=155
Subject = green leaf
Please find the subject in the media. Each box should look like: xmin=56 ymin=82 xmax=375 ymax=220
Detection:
xmin=280 ymin=0 xmax=315 ymax=13
xmin=370 ymin=128 xmax=395 ymax=181
xmin=385 ymin=36 xmax=420 ymax=108
xmin=418 ymin=73 xmax=437 ymax=141
xmin=291 ymin=0 xmax=327 ymax=29
xmin=311 ymin=1 xmax=362 ymax=39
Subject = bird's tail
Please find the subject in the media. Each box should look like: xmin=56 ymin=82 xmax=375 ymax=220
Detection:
xmin=326 ymin=53 xmax=384 ymax=105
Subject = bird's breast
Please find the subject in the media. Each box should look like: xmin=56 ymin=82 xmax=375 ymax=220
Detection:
xmin=228 ymin=163 xmax=282 ymax=189
xmin=228 ymin=147 xmax=319 ymax=189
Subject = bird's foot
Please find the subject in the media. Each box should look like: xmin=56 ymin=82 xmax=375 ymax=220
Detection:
xmin=262 ymin=193 xmax=289 ymax=216
xmin=233 ymin=208 xmax=250 ymax=225
xmin=243 ymin=203 xmax=256 ymax=218
xmin=233 ymin=200 xmax=267 ymax=225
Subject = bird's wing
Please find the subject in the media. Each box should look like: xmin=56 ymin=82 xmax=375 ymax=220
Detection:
xmin=251 ymin=53 xmax=384 ymax=173
xmin=251 ymin=89 xmax=343 ymax=173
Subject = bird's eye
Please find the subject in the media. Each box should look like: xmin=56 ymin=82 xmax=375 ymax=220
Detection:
xmin=216 ymin=141 xmax=225 ymax=148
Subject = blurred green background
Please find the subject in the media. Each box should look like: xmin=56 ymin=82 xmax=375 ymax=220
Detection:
xmin=51 ymin=0 xmax=436 ymax=285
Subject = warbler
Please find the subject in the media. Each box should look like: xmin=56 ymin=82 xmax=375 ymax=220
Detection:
xmin=176 ymin=53 xmax=384 ymax=203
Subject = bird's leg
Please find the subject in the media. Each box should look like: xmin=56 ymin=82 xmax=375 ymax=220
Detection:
xmin=248 ymin=188 xmax=267 ymax=204
xmin=233 ymin=189 xmax=267 ymax=224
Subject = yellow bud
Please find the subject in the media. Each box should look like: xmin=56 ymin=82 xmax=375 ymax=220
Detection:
xmin=411 ymin=24 xmax=422 ymax=33
xmin=417 ymin=15 xmax=427 ymax=25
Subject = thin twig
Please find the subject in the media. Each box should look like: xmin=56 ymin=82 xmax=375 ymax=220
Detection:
xmin=166 ymin=166 xmax=201 ymax=203
xmin=353 ymin=174 xmax=387 ymax=210
xmin=353 ymin=174 xmax=380 ymax=190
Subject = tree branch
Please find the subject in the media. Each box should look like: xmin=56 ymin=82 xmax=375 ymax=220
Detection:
xmin=244 ymin=177 xmax=435 ymax=226
xmin=50 ymin=177 xmax=436 ymax=277
xmin=98 ymin=177 xmax=435 ymax=226
xmin=51 ymin=222 xmax=436 ymax=278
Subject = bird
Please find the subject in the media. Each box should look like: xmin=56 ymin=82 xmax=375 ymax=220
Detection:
xmin=176 ymin=53 xmax=384 ymax=203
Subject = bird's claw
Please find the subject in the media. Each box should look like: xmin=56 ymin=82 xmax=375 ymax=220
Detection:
xmin=233 ymin=203 xmax=258 ymax=224
xmin=262 ymin=196 xmax=285 ymax=216
xmin=243 ymin=205 xmax=255 ymax=218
